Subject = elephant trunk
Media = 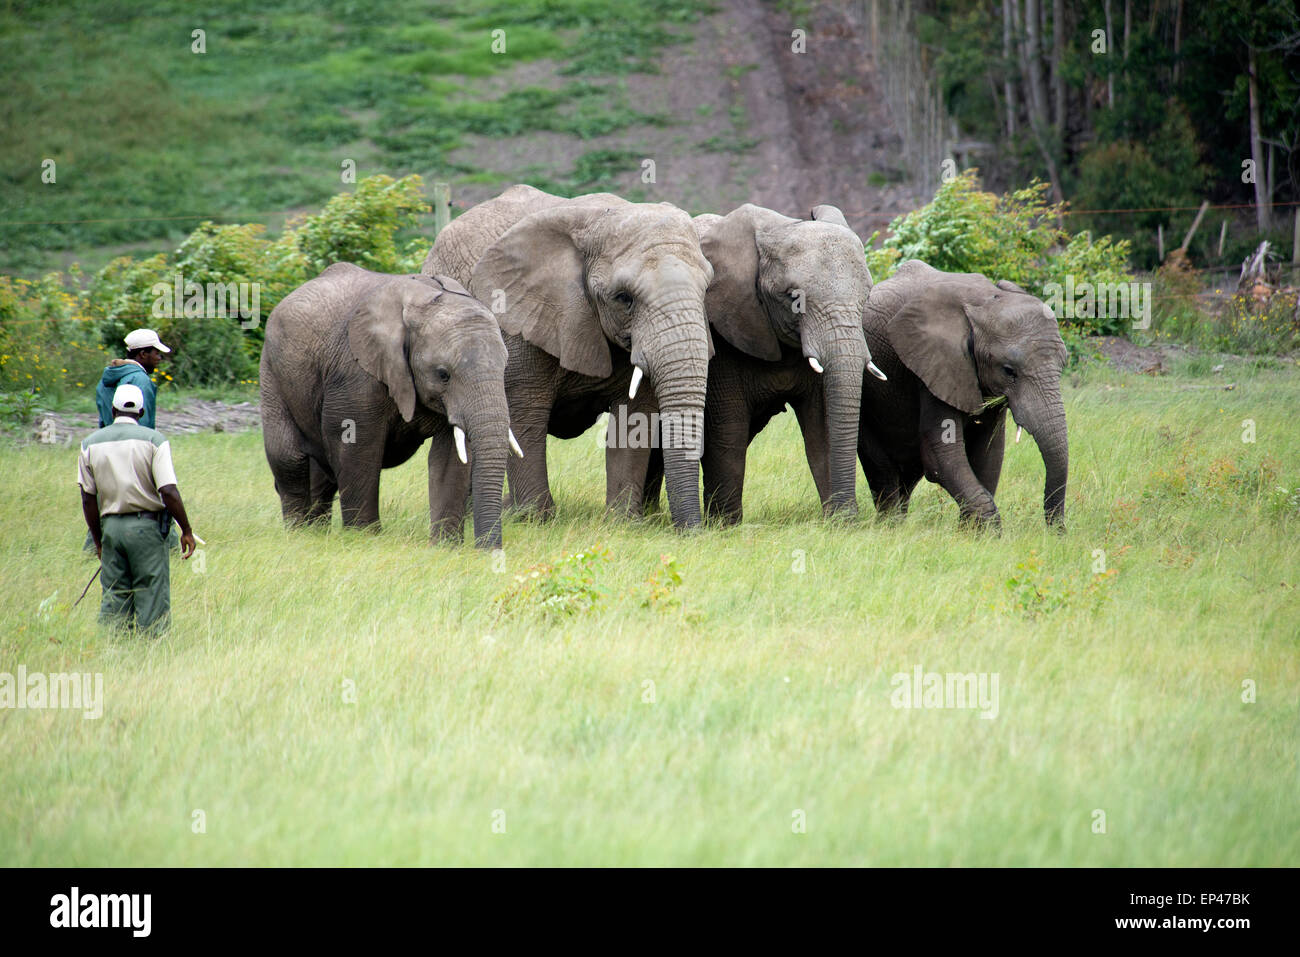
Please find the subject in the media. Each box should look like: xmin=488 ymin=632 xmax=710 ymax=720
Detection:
xmin=463 ymin=386 xmax=511 ymax=549
xmin=1010 ymin=377 xmax=1069 ymax=528
xmin=804 ymin=314 xmax=869 ymax=517
xmin=640 ymin=311 xmax=709 ymax=529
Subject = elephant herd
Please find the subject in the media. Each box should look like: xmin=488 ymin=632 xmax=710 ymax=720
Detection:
xmin=259 ymin=184 xmax=1070 ymax=550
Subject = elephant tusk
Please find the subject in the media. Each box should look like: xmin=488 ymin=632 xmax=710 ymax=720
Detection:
xmin=808 ymin=356 xmax=824 ymax=374
xmin=1015 ymin=426 xmax=1023 ymax=444
xmin=454 ymin=426 xmax=468 ymax=464
xmin=629 ymin=365 xmax=644 ymax=399
xmin=867 ymin=360 xmax=888 ymax=381
xmin=508 ymin=429 xmax=524 ymax=459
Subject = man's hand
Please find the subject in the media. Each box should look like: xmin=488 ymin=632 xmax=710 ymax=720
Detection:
xmin=179 ymin=531 xmax=196 ymax=560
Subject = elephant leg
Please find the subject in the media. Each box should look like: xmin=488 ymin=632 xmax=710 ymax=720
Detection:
xmin=701 ymin=408 xmax=749 ymax=525
xmin=335 ymin=441 xmax=385 ymax=530
xmin=965 ymin=408 xmax=1008 ymax=499
xmin=642 ymin=445 xmax=664 ymax=514
xmin=605 ymin=392 xmax=659 ymax=518
xmin=306 ymin=458 xmax=337 ymax=525
xmin=427 ymin=426 xmax=470 ymax=544
xmin=918 ymin=393 xmax=999 ymax=529
xmin=262 ymin=389 xmax=312 ymax=526
xmin=790 ymin=389 xmax=833 ymax=510
xmin=504 ymin=402 xmax=555 ymax=521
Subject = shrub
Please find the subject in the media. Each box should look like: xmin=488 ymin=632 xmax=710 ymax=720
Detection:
xmin=866 ymin=169 xmax=1135 ymax=340
xmin=0 ymin=175 xmax=439 ymax=395
xmin=495 ymin=546 xmax=612 ymax=621
xmin=86 ymin=253 xmax=257 ymax=389
xmin=0 ymin=271 xmax=109 ymax=404
xmin=292 ymin=174 xmax=430 ymax=275
xmin=1073 ymin=104 xmax=1209 ymax=270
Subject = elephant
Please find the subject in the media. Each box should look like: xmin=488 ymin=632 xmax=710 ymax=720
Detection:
xmin=259 ymin=263 xmax=518 ymax=549
xmin=422 ymin=184 xmax=715 ymax=529
xmin=854 ymin=259 xmax=1069 ymax=530
xmin=637 ymin=203 xmax=886 ymax=524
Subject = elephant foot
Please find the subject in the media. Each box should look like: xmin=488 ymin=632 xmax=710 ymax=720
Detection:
xmin=822 ymin=500 xmax=859 ymax=522
xmin=508 ymin=500 xmax=556 ymax=523
xmin=958 ymin=509 xmax=1001 ymax=534
xmin=430 ymin=522 xmax=465 ymax=546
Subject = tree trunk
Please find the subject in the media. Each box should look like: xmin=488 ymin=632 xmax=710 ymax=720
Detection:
xmin=1051 ymin=0 xmax=1065 ymax=130
xmin=1173 ymin=0 xmax=1184 ymax=84
xmin=1019 ymin=0 xmax=1063 ymax=205
xmin=1249 ymin=46 xmax=1269 ymax=233
xmin=1104 ymin=0 xmax=1114 ymax=108
xmin=1002 ymin=0 xmax=1017 ymax=137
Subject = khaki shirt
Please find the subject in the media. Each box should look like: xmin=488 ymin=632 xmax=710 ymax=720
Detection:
xmin=77 ymin=417 xmax=178 ymax=515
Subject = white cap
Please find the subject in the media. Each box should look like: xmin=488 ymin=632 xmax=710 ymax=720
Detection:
xmin=112 ymin=383 xmax=146 ymax=414
xmin=124 ymin=328 xmax=171 ymax=353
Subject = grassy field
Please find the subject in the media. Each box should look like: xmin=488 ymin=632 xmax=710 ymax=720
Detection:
xmin=1 ymin=355 xmax=1298 ymax=866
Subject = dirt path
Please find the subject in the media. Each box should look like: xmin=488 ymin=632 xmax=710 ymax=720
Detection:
xmin=15 ymin=399 xmax=260 ymax=447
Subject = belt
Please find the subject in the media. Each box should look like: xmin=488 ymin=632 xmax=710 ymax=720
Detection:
xmin=104 ymin=510 xmax=163 ymax=519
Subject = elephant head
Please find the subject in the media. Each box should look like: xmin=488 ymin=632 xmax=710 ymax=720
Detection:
xmin=348 ymin=273 xmax=513 ymax=547
xmin=882 ymin=260 xmax=1069 ymax=527
xmin=470 ymin=198 xmax=715 ymax=527
xmin=696 ymin=203 xmax=881 ymax=516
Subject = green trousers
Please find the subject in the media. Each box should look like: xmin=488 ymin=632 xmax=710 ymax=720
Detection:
xmin=86 ymin=524 xmax=177 ymax=551
xmin=99 ymin=512 xmax=171 ymax=634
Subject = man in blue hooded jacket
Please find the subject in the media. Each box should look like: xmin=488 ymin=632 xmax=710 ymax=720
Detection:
xmin=85 ymin=329 xmax=174 ymax=553
xmin=95 ymin=328 xmax=170 ymax=428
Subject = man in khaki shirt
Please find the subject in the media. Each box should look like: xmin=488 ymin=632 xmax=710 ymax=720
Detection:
xmin=79 ymin=383 xmax=197 ymax=634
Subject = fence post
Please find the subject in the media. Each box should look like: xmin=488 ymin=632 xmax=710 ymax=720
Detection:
xmin=1180 ymin=199 xmax=1209 ymax=252
xmin=433 ymin=182 xmax=451 ymax=237
xmin=1157 ymin=224 xmax=1164 ymax=262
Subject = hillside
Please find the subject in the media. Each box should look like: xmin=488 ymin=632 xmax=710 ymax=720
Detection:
xmin=0 ymin=0 xmax=925 ymax=277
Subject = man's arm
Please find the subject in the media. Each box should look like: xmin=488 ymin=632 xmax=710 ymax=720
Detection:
xmin=81 ymin=490 xmax=102 ymax=557
xmin=158 ymin=484 xmax=196 ymax=559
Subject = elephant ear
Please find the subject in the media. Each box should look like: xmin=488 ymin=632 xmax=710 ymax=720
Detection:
xmin=431 ymin=274 xmax=472 ymax=297
xmin=885 ymin=283 xmax=984 ymax=415
xmin=700 ymin=205 xmax=784 ymax=361
xmin=809 ymin=204 xmax=850 ymax=228
xmin=995 ymin=279 xmax=1028 ymax=294
xmin=470 ymin=204 xmax=611 ymax=379
xmin=348 ymin=279 xmax=435 ymax=423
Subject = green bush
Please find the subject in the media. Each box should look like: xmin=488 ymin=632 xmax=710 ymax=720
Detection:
xmin=0 ymin=175 xmax=440 ymax=396
xmin=292 ymin=174 xmax=430 ymax=275
xmin=866 ymin=169 xmax=1136 ymax=339
xmin=1073 ymin=105 xmax=1210 ymax=270
xmin=0 ymin=271 xmax=109 ymax=404
xmin=86 ymin=252 xmax=257 ymax=390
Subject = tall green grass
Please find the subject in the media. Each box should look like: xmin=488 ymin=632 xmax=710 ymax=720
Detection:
xmin=1 ymin=359 xmax=1297 ymax=864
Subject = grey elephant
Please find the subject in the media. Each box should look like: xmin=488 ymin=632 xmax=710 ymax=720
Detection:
xmin=637 ymin=203 xmax=887 ymax=524
xmin=260 ymin=263 xmax=519 ymax=549
xmin=855 ymin=260 xmax=1069 ymax=530
xmin=422 ymin=184 xmax=715 ymax=529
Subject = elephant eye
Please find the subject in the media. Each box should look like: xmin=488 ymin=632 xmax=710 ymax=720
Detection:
xmin=613 ymin=291 xmax=633 ymax=308
xmin=1002 ymin=364 xmax=1017 ymax=379
xmin=437 ymin=367 xmax=451 ymax=384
